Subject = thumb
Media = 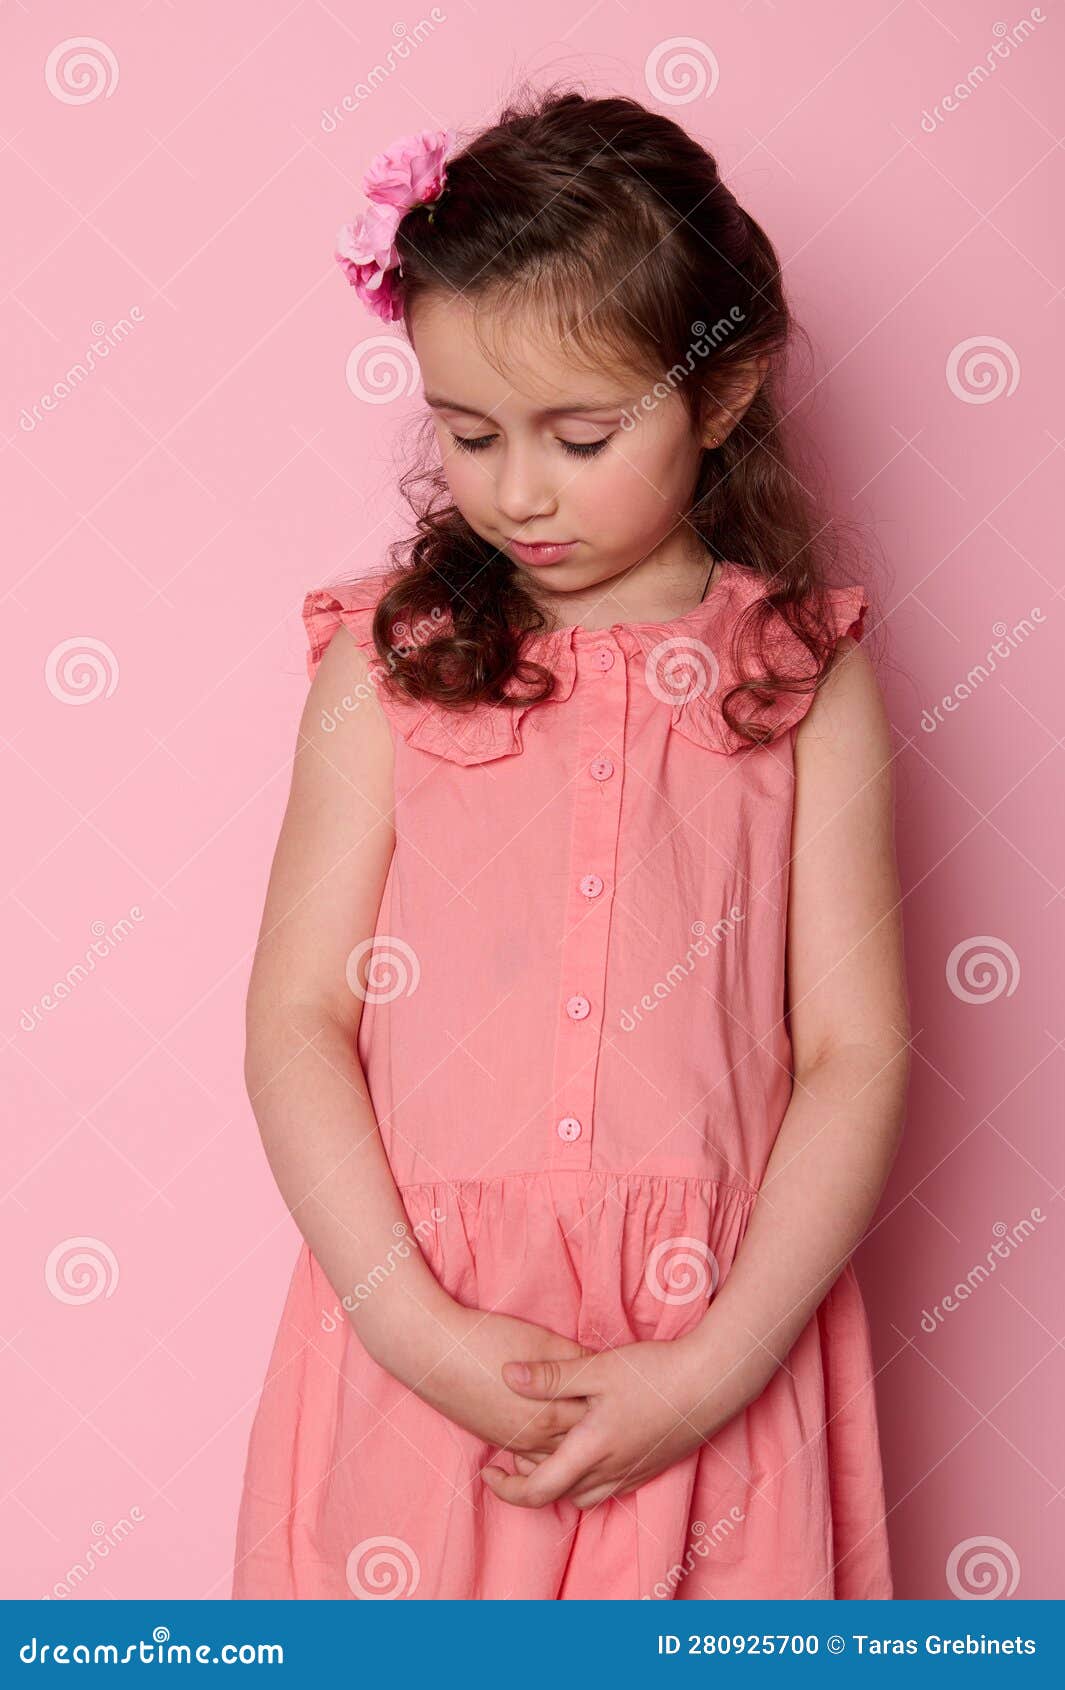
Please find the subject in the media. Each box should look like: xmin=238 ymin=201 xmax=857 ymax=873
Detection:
xmin=502 ymin=1348 xmax=597 ymax=1398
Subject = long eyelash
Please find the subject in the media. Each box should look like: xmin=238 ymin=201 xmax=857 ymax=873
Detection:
xmin=561 ymin=437 xmax=612 ymax=458
xmin=448 ymin=433 xmax=613 ymax=458
xmin=450 ymin=433 xmax=495 ymax=453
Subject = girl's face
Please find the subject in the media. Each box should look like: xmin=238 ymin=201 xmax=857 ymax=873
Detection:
xmin=409 ymin=291 xmax=725 ymax=607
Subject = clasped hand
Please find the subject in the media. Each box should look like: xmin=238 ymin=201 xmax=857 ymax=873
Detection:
xmin=483 ymin=1335 xmax=715 ymax=1510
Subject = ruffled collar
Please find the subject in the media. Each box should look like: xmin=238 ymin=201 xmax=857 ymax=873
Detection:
xmin=306 ymin=562 xmax=866 ymax=765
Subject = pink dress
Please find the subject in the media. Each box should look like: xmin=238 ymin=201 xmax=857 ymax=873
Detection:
xmin=232 ymin=560 xmax=893 ymax=1601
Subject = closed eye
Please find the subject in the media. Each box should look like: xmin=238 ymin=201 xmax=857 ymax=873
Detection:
xmin=448 ymin=432 xmax=613 ymax=460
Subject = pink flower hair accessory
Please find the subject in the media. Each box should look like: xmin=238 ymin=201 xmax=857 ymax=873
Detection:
xmin=334 ymin=127 xmax=457 ymax=324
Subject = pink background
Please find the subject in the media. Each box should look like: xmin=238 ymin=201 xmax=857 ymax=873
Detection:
xmin=3 ymin=0 xmax=1062 ymax=1601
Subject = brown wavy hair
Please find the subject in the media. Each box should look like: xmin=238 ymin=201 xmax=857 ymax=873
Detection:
xmin=355 ymin=82 xmax=876 ymax=747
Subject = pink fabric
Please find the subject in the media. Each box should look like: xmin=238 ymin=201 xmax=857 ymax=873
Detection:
xmin=232 ymin=560 xmax=892 ymax=1600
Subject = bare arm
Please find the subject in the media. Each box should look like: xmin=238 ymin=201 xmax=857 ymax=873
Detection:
xmin=244 ymin=620 xmax=589 ymax=1451
xmin=684 ymin=633 xmax=910 ymax=1409
xmin=243 ymin=626 xmax=454 ymax=1383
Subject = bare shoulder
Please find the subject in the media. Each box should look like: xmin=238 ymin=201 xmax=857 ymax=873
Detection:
xmin=793 ymin=634 xmax=893 ymax=792
xmin=297 ymin=614 xmax=397 ymax=781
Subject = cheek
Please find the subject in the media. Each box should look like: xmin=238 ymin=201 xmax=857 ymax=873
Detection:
xmin=438 ymin=448 xmax=492 ymax=517
xmin=590 ymin=432 xmax=693 ymax=527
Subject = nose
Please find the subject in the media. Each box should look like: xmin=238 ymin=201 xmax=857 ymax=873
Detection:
xmin=493 ymin=440 xmax=559 ymax=528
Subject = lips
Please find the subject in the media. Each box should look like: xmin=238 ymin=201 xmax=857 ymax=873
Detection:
xmin=506 ymin=538 xmax=578 ymax=566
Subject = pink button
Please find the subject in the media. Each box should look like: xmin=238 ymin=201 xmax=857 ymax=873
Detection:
xmin=579 ymin=873 xmax=604 ymax=898
xmin=594 ymin=649 xmax=614 ymax=670
xmin=557 ymin=1116 xmax=582 ymax=1142
xmin=565 ymin=994 xmax=591 ymax=1020
xmin=590 ymin=757 xmax=614 ymax=780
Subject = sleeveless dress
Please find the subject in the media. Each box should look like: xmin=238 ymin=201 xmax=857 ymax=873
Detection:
xmin=231 ymin=560 xmax=893 ymax=1601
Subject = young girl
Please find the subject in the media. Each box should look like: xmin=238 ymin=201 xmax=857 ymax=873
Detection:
xmin=232 ymin=88 xmax=909 ymax=1602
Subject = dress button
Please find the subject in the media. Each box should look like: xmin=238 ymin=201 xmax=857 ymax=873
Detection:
xmin=579 ymin=873 xmax=604 ymax=898
xmin=594 ymin=648 xmax=614 ymax=670
xmin=556 ymin=1116 xmax=582 ymax=1142
xmin=565 ymin=994 xmax=591 ymax=1020
xmin=590 ymin=757 xmax=614 ymax=781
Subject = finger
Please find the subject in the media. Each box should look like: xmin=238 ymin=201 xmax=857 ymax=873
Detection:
xmin=501 ymin=1351 xmax=599 ymax=1401
xmin=481 ymin=1423 xmax=601 ymax=1509
xmin=570 ymin=1482 xmax=619 ymax=1510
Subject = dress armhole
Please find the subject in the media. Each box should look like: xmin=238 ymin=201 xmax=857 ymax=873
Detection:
xmin=761 ymin=583 xmax=870 ymax=741
xmin=301 ymin=578 xmax=390 ymax=682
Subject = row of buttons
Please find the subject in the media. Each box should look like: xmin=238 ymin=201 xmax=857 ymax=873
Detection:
xmin=554 ymin=645 xmax=621 ymax=1148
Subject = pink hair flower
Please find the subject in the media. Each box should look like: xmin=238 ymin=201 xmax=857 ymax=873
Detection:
xmin=334 ymin=201 xmax=404 ymax=323
xmin=334 ymin=126 xmax=457 ymax=324
xmin=363 ymin=127 xmax=456 ymax=211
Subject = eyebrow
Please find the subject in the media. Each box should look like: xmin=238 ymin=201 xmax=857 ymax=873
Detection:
xmin=424 ymin=393 xmax=627 ymax=419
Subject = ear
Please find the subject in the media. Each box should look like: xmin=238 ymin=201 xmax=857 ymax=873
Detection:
xmin=700 ymin=354 xmax=770 ymax=448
